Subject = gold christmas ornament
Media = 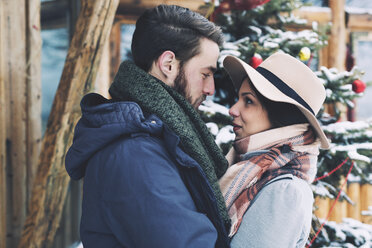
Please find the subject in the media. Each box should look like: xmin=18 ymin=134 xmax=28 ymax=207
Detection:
xmin=299 ymin=47 xmax=311 ymax=61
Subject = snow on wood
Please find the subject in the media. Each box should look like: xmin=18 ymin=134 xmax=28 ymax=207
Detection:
xmin=361 ymin=206 xmax=372 ymax=216
xmin=311 ymin=183 xmax=335 ymax=198
xmin=345 ymin=6 xmax=372 ymax=15
xmin=322 ymin=120 xmax=371 ymax=133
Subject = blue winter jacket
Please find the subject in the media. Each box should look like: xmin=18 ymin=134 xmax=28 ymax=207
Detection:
xmin=65 ymin=93 xmax=226 ymax=247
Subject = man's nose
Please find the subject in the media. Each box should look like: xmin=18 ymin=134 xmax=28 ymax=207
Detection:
xmin=203 ymin=78 xmax=215 ymax=96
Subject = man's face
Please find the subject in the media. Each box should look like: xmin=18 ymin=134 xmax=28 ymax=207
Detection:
xmin=174 ymin=38 xmax=220 ymax=109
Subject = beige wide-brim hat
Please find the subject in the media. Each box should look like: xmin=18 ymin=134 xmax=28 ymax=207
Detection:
xmin=223 ymin=52 xmax=330 ymax=149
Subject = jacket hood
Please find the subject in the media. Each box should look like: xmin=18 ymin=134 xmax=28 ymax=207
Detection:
xmin=65 ymin=93 xmax=163 ymax=180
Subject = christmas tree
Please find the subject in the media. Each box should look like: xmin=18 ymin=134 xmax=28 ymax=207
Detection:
xmin=200 ymin=0 xmax=372 ymax=246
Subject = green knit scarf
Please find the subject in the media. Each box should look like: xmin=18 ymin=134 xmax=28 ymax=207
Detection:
xmin=109 ymin=61 xmax=230 ymax=226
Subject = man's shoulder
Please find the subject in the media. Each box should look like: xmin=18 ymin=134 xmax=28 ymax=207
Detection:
xmin=108 ymin=131 xmax=168 ymax=156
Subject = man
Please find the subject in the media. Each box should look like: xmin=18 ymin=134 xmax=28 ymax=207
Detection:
xmin=65 ymin=4 xmax=230 ymax=248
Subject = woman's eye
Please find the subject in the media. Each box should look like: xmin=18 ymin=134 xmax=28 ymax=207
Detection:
xmin=245 ymin=97 xmax=253 ymax=105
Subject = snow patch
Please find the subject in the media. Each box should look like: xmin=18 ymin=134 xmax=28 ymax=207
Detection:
xmin=199 ymin=99 xmax=230 ymax=116
xmin=215 ymin=125 xmax=235 ymax=146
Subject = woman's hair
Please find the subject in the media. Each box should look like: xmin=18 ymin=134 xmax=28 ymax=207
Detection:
xmin=131 ymin=5 xmax=224 ymax=72
xmin=247 ymin=78 xmax=309 ymax=128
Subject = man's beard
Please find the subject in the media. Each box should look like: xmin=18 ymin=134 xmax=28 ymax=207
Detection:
xmin=173 ymin=64 xmax=205 ymax=109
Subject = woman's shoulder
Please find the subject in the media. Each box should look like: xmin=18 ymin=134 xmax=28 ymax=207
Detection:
xmin=258 ymin=174 xmax=314 ymax=207
xmin=230 ymin=175 xmax=314 ymax=248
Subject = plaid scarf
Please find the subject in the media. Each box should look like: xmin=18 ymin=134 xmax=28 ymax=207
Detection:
xmin=219 ymin=124 xmax=320 ymax=237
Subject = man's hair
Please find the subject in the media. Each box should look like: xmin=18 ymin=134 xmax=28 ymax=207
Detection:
xmin=131 ymin=5 xmax=224 ymax=72
xmin=248 ymin=79 xmax=308 ymax=128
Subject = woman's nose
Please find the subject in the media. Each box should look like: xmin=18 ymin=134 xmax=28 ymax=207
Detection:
xmin=229 ymin=104 xmax=239 ymax=117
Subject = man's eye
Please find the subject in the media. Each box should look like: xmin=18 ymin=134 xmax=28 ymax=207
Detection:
xmin=202 ymin=73 xmax=211 ymax=79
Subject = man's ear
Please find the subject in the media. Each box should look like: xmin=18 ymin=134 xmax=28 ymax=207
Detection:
xmin=157 ymin=50 xmax=179 ymax=80
xmin=149 ymin=50 xmax=179 ymax=86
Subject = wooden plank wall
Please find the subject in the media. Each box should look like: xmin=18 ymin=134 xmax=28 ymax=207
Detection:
xmin=0 ymin=1 xmax=42 ymax=247
xmin=315 ymin=183 xmax=372 ymax=225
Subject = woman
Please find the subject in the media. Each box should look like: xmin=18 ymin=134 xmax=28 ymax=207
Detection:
xmin=219 ymin=53 xmax=330 ymax=248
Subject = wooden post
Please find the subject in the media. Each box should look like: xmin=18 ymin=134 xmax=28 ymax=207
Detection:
xmin=347 ymin=182 xmax=361 ymax=221
xmin=360 ymin=183 xmax=372 ymax=224
xmin=18 ymin=0 xmax=119 ymax=247
xmin=0 ymin=2 xmax=7 ymax=248
xmin=329 ymin=0 xmax=347 ymax=122
xmin=6 ymin=0 xmax=28 ymax=244
xmin=314 ymin=196 xmax=330 ymax=220
xmin=95 ymin=20 xmax=122 ymax=97
xmin=327 ymin=0 xmax=348 ymax=222
xmin=2 ymin=1 xmax=42 ymax=247
xmin=318 ymin=43 xmax=329 ymax=68
xmin=94 ymin=32 xmax=111 ymax=97
xmin=328 ymin=0 xmax=346 ymax=71
xmin=109 ymin=21 xmax=122 ymax=82
xmin=25 ymin=0 xmax=42 ymax=215
xmin=329 ymin=199 xmax=348 ymax=223
xmin=329 ymin=177 xmax=348 ymax=223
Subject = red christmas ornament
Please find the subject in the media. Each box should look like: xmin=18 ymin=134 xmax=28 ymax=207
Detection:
xmin=249 ymin=53 xmax=263 ymax=69
xmin=352 ymin=79 xmax=366 ymax=93
xmin=230 ymin=0 xmax=271 ymax=10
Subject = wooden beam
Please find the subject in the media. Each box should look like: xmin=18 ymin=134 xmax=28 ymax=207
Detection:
xmin=328 ymin=0 xmax=346 ymax=71
xmin=117 ymin=0 xmax=206 ymax=16
xmin=25 ymin=0 xmax=42 ymax=220
xmin=115 ymin=14 xmax=138 ymax=24
xmin=0 ymin=2 xmax=7 ymax=247
xmin=347 ymin=12 xmax=372 ymax=31
xmin=285 ymin=6 xmax=332 ymax=30
xmin=18 ymin=0 xmax=119 ymax=247
xmin=41 ymin=0 xmax=207 ymax=29
xmin=292 ymin=6 xmax=331 ymax=24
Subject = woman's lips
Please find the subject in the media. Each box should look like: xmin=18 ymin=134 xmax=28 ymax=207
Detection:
xmin=232 ymin=123 xmax=242 ymax=132
xmin=233 ymin=126 xmax=241 ymax=132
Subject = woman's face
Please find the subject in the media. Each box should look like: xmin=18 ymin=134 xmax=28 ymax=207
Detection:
xmin=229 ymin=78 xmax=272 ymax=140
